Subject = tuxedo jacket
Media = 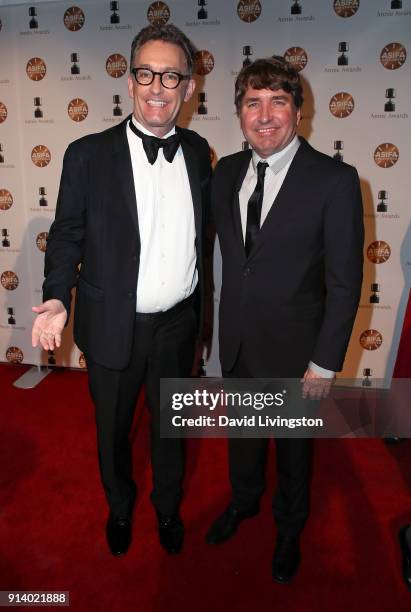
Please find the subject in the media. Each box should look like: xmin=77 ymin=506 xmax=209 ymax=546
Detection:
xmin=43 ymin=116 xmax=212 ymax=370
xmin=212 ymin=138 xmax=364 ymax=378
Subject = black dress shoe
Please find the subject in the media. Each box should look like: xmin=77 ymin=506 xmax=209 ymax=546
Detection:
xmin=205 ymin=503 xmax=259 ymax=545
xmin=272 ymin=534 xmax=300 ymax=583
xmin=157 ymin=512 xmax=184 ymax=554
xmin=106 ymin=514 xmax=132 ymax=556
xmin=399 ymin=525 xmax=411 ymax=590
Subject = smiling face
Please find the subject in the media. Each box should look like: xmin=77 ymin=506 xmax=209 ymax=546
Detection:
xmin=128 ymin=39 xmax=195 ymax=137
xmin=239 ymin=87 xmax=301 ymax=158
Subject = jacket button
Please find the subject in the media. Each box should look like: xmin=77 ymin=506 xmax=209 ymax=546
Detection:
xmin=132 ymin=255 xmax=137 ymax=262
xmin=243 ymin=267 xmax=251 ymax=277
xmin=127 ymin=292 xmax=134 ymax=298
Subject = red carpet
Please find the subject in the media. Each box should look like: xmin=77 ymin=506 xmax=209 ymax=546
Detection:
xmin=1 ymin=363 xmax=410 ymax=611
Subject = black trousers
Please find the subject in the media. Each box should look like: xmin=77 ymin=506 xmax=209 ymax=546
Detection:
xmin=224 ymin=348 xmax=312 ymax=537
xmin=86 ymin=298 xmax=197 ymax=518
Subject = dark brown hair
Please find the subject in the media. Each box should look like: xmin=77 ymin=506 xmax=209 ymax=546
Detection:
xmin=130 ymin=24 xmax=196 ymax=76
xmin=235 ymin=56 xmax=303 ymax=114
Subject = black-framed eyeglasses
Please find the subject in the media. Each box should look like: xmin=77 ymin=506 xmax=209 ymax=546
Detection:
xmin=131 ymin=67 xmax=190 ymax=89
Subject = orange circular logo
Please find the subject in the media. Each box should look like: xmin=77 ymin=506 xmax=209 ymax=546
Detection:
xmin=374 ymin=143 xmax=399 ymax=168
xmin=31 ymin=145 xmax=51 ymax=168
xmin=360 ymin=329 xmax=383 ymax=351
xmin=6 ymin=346 xmax=24 ymax=364
xmin=147 ymin=2 xmax=170 ymax=25
xmin=333 ymin=0 xmax=359 ymax=18
xmin=380 ymin=43 xmax=407 ymax=70
xmin=68 ymin=98 xmax=88 ymax=122
xmin=237 ymin=0 xmax=262 ymax=22
xmin=195 ymin=50 xmax=215 ymax=76
xmin=284 ymin=47 xmax=308 ymax=72
xmin=0 ymin=102 xmax=7 ymax=123
xmin=329 ymin=92 xmax=355 ymax=118
xmin=64 ymin=6 xmax=85 ymax=31
xmin=106 ymin=54 xmax=127 ymax=78
xmin=26 ymin=57 xmax=47 ymax=81
xmin=0 ymin=189 xmax=13 ymax=211
xmin=1 ymin=270 xmax=19 ymax=291
xmin=35 ymin=232 xmax=49 ymax=252
xmin=367 ymin=241 xmax=391 ymax=264
xmin=79 ymin=353 xmax=87 ymax=368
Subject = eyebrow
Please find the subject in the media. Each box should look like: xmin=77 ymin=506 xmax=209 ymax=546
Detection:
xmin=136 ymin=63 xmax=182 ymax=72
xmin=245 ymin=94 xmax=289 ymax=102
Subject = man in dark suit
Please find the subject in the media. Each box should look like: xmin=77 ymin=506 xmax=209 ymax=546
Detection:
xmin=31 ymin=25 xmax=211 ymax=556
xmin=206 ymin=57 xmax=363 ymax=583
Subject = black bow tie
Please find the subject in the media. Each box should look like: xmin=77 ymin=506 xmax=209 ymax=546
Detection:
xmin=128 ymin=120 xmax=181 ymax=165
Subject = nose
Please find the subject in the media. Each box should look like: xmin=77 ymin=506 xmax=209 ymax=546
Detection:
xmin=149 ymin=73 xmax=163 ymax=95
xmin=257 ymin=100 xmax=273 ymax=124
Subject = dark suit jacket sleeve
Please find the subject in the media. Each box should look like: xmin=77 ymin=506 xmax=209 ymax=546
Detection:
xmin=310 ymin=166 xmax=364 ymax=371
xmin=43 ymin=141 xmax=87 ymax=320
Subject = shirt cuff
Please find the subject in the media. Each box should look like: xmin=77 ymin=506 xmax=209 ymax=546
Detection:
xmin=308 ymin=361 xmax=335 ymax=378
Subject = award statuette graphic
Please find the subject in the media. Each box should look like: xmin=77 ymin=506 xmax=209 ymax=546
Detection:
xmin=31 ymin=145 xmax=51 ymax=168
xmin=374 ymin=143 xmax=399 ymax=168
xmin=195 ymin=50 xmax=214 ymax=75
xmin=0 ymin=189 xmax=13 ymax=211
xmin=29 ymin=6 xmax=38 ymax=29
xmin=243 ymin=46 xmax=253 ymax=67
xmin=7 ymin=307 xmax=16 ymax=325
xmin=64 ymin=6 xmax=85 ymax=31
xmin=0 ymin=144 xmax=4 ymax=164
xmin=367 ymin=240 xmax=391 ymax=264
xmin=113 ymin=95 xmax=122 ymax=117
xmin=198 ymin=0 xmax=208 ymax=20
xmin=237 ymin=0 xmax=262 ymax=23
xmin=283 ymin=47 xmax=307 ymax=72
xmin=380 ymin=43 xmax=407 ymax=70
xmin=370 ymin=284 xmax=380 ymax=304
xmin=1 ymin=271 xmax=19 ymax=291
xmin=34 ymin=97 xmax=43 ymax=119
xmin=110 ymin=1 xmax=120 ymax=24
xmin=377 ymin=190 xmax=388 ymax=212
xmin=333 ymin=0 xmax=359 ymax=18
xmin=333 ymin=140 xmax=344 ymax=161
xmin=1 ymin=228 xmax=10 ymax=248
xmin=391 ymin=1 xmax=402 ymax=9
xmin=39 ymin=187 xmax=48 ymax=207
xmin=329 ymin=92 xmax=355 ymax=119
xmin=198 ymin=92 xmax=207 ymax=115
xmin=338 ymin=42 xmax=349 ymax=66
xmin=0 ymin=102 xmax=7 ymax=124
xmin=384 ymin=88 xmax=396 ymax=112
xmin=362 ymin=368 xmax=372 ymax=387
xmin=291 ymin=1 xmax=302 ymax=15
xmin=71 ymin=53 xmax=80 ymax=75
xmin=106 ymin=54 xmax=127 ymax=78
xmin=26 ymin=58 xmax=47 ymax=82
xmin=360 ymin=330 xmax=383 ymax=351
xmin=68 ymin=98 xmax=88 ymax=122
xmin=147 ymin=2 xmax=170 ymax=26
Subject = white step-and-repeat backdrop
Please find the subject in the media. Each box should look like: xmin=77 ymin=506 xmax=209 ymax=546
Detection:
xmin=0 ymin=0 xmax=410 ymax=383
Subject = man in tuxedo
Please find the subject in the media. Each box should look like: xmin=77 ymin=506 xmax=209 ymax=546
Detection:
xmin=31 ymin=25 xmax=211 ymax=556
xmin=206 ymin=57 xmax=363 ymax=582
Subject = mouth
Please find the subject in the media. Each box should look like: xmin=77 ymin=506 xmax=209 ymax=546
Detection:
xmin=146 ymin=99 xmax=167 ymax=108
xmin=256 ymin=127 xmax=278 ymax=135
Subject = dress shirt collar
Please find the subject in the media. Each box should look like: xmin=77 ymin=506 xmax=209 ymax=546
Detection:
xmin=131 ymin=114 xmax=176 ymax=139
xmin=251 ymin=134 xmax=300 ymax=174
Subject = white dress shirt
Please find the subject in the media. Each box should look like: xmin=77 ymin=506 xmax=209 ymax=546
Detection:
xmin=126 ymin=117 xmax=197 ymax=313
xmin=239 ymin=135 xmax=334 ymax=378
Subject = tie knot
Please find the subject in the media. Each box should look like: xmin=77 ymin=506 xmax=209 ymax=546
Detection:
xmin=257 ymin=161 xmax=269 ymax=178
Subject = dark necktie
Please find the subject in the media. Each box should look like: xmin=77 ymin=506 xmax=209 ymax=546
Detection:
xmin=245 ymin=161 xmax=268 ymax=257
xmin=128 ymin=120 xmax=181 ymax=165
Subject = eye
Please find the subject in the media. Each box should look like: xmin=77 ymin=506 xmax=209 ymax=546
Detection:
xmin=137 ymin=68 xmax=152 ymax=80
xmin=163 ymin=72 xmax=179 ymax=84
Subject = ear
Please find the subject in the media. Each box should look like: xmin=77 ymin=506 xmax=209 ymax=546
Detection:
xmin=296 ymin=107 xmax=302 ymax=126
xmin=127 ymin=75 xmax=134 ymax=100
xmin=184 ymin=78 xmax=196 ymax=103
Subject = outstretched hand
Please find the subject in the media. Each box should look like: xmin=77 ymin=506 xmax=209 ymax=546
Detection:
xmin=301 ymin=367 xmax=335 ymax=400
xmin=32 ymin=299 xmax=67 ymax=351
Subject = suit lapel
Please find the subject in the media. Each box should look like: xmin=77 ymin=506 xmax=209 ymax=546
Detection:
xmin=249 ymin=139 xmax=315 ymax=257
xmin=179 ymin=129 xmax=202 ymax=241
xmin=232 ymin=151 xmax=252 ymax=256
xmin=111 ymin=116 xmax=139 ymax=234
